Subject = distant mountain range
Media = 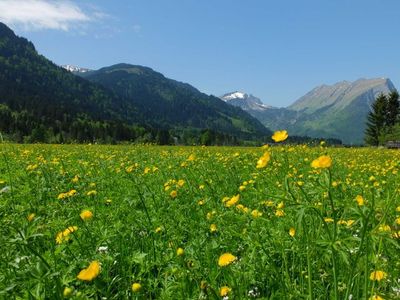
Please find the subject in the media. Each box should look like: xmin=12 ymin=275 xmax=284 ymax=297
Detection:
xmin=222 ymin=78 xmax=396 ymax=144
xmin=0 ymin=22 xmax=269 ymax=144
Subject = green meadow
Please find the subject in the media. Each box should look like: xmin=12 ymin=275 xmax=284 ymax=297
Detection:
xmin=0 ymin=144 xmax=399 ymax=299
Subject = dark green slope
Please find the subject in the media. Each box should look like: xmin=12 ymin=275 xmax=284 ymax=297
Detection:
xmin=80 ymin=64 xmax=270 ymax=140
xmin=0 ymin=22 xmax=144 ymax=142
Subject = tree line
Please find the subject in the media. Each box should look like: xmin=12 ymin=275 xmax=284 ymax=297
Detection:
xmin=364 ymin=90 xmax=400 ymax=145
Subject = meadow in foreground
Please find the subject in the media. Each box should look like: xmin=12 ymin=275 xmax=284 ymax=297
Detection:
xmin=0 ymin=140 xmax=399 ymax=299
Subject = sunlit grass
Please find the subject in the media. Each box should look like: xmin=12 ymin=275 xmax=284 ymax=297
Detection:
xmin=0 ymin=143 xmax=399 ymax=299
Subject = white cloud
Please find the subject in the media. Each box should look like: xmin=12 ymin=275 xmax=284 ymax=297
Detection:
xmin=0 ymin=0 xmax=102 ymax=31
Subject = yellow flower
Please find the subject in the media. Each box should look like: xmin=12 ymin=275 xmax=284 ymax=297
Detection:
xmin=251 ymin=209 xmax=262 ymax=218
xmin=77 ymin=261 xmax=100 ymax=281
xmin=72 ymin=175 xmax=79 ymax=183
xmin=275 ymin=209 xmax=285 ymax=217
xmin=80 ymin=210 xmax=93 ymax=221
xmin=378 ymin=225 xmax=391 ymax=232
xmin=256 ymin=152 xmax=271 ymax=169
xmin=395 ymin=217 xmax=400 ymax=225
xmin=239 ymin=185 xmax=246 ymax=191
xmin=355 ymin=195 xmax=364 ymax=206
xmin=220 ymin=286 xmax=231 ymax=297
xmin=225 ymin=194 xmax=240 ymax=207
xmin=56 ymin=226 xmax=78 ymax=244
xmin=27 ymin=213 xmax=35 ymax=222
xmin=324 ymin=217 xmax=334 ymax=223
xmin=187 ymin=154 xmax=196 ymax=161
xmin=177 ymin=179 xmax=185 ymax=187
xmin=236 ymin=204 xmax=249 ymax=213
xmin=210 ymin=223 xmax=217 ymax=233
xmin=369 ymin=295 xmax=384 ymax=300
xmin=272 ymin=130 xmax=288 ymax=142
xmin=311 ymin=155 xmax=332 ymax=169
xmin=132 ymin=282 xmax=141 ymax=292
xmin=155 ymin=226 xmax=163 ymax=233
xmin=63 ymin=287 xmax=73 ymax=298
xmin=170 ymin=190 xmax=177 ymax=198
xmin=176 ymin=247 xmax=184 ymax=256
xmin=289 ymin=227 xmax=296 ymax=237
xmin=277 ymin=201 xmax=285 ymax=209
xmin=86 ymin=190 xmax=97 ymax=196
xmin=218 ymin=253 xmax=237 ymax=267
xmin=369 ymin=270 xmax=387 ymax=281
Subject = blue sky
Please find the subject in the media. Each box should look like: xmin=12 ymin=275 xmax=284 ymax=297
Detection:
xmin=1 ymin=0 xmax=399 ymax=107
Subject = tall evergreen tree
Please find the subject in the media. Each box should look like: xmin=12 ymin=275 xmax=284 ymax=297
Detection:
xmin=364 ymin=93 xmax=388 ymax=146
xmin=386 ymin=90 xmax=399 ymax=127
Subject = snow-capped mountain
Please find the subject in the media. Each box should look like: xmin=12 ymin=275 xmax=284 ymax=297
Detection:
xmin=62 ymin=65 xmax=91 ymax=73
xmin=220 ymin=91 xmax=271 ymax=111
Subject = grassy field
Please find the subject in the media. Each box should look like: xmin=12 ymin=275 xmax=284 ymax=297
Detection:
xmin=0 ymin=143 xmax=399 ymax=299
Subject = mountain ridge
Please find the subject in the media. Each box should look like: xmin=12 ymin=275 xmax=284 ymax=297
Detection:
xmin=79 ymin=64 xmax=271 ymax=140
xmin=222 ymin=77 xmax=397 ymax=144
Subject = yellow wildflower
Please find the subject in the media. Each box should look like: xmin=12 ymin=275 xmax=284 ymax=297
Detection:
xmin=324 ymin=217 xmax=334 ymax=223
xmin=63 ymin=287 xmax=73 ymax=298
xmin=256 ymin=152 xmax=271 ymax=169
xmin=77 ymin=261 xmax=101 ymax=281
xmin=275 ymin=209 xmax=285 ymax=217
xmin=369 ymin=270 xmax=387 ymax=281
xmin=170 ymin=190 xmax=177 ymax=198
xmin=132 ymin=282 xmax=141 ymax=292
xmin=177 ymin=179 xmax=185 ymax=187
xmin=236 ymin=204 xmax=249 ymax=213
xmin=378 ymin=225 xmax=391 ymax=232
xmin=56 ymin=226 xmax=78 ymax=244
xmin=86 ymin=190 xmax=97 ymax=196
xmin=176 ymin=248 xmax=184 ymax=256
xmin=80 ymin=210 xmax=93 ymax=221
xmin=355 ymin=195 xmax=364 ymax=206
xmin=369 ymin=295 xmax=384 ymax=300
xmin=210 ymin=223 xmax=217 ymax=233
xmin=225 ymin=194 xmax=240 ymax=207
xmin=289 ymin=227 xmax=296 ymax=237
xmin=218 ymin=253 xmax=237 ymax=267
xmin=220 ymin=286 xmax=231 ymax=297
xmin=311 ymin=155 xmax=332 ymax=169
xmin=27 ymin=213 xmax=35 ymax=222
xmin=251 ymin=209 xmax=262 ymax=218
xmin=272 ymin=130 xmax=288 ymax=142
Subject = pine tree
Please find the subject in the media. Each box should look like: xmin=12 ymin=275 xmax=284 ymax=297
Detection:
xmin=364 ymin=93 xmax=388 ymax=146
xmin=386 ymin=90 xmax=399 ymax=127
